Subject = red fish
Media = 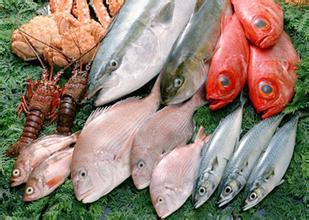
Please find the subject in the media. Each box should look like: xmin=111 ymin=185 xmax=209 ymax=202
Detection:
xmin=206 ymin=14 xmax=249 ymax=110
xmin=248 ymin=32 xmax=299 ymax=119
xmin=231 ymin=0 xmax=283 ymax=49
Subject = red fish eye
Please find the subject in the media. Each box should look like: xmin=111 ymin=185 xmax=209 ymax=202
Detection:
xmin=259 ymin=83 xmax=273 ymax=95
xmin=219 ymin=75 xmax=230 ymax=87
xmin=254 ymin=18 xmax=270 ymax=30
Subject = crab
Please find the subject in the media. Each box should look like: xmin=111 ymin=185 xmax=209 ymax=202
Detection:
xmin=12 ymin=0 xmax=124 ymax=67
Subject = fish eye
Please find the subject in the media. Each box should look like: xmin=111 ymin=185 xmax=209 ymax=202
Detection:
xmin=12 ymin=169 xmax=20 ymax=177
xmin=259 ymin=83 xmax=273 ymax=95
xmin=249 ymin=192 xmax=257 ymax=201
xmin=109 ymin=59 xmax=119 ymax=70
xmin=254 ymin=19 xmax=267 ymax=28
xmin=198 ymin=186 xmax=206 ymax=196
xmin=137 ymin=160 xmax=145 ymax=169
xmin=219 ymin=75 xmax=230 ymax=87
xmin=157 ymin=196 xmax=164 ymax=203
xmin=173 ymin=77 xmax=183 ymax=88
xmin=25 ymin=186 xmax=34 ymax=195
xmin=79 ymin=169 xmax=87 ymax=178
xmin=224 ymin=185 xmax=232 ymax=194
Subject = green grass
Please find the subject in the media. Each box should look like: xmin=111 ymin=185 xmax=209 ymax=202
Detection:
xmin=0 ymin=0 xmax=308 ymax=219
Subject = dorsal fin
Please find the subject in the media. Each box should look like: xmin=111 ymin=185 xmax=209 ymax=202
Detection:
xmin=84 ymin=107 xmax=111 ymax=127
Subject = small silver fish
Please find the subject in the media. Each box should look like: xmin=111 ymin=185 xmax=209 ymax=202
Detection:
xmin=218 ymin=114 xmax=284 ymax=207
xmin=243 ymin=115 xmax=300 ymax=211
xmin=193 ymin=98 xmax=245 ymax=208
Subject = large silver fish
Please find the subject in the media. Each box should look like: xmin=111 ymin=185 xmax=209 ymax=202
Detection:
xmin=160 ymin=0 xmax=231 ymax=105
xmin=130 ymin=89 xmax=205 ymax=190
xmin=71 ymin=76 xmax=161 ymax=203
xmin=218 ymin=114 xmax=284 ymax=207
xmin=193 ymin=98 xmax=245 ymax=208
xmin=10 ymin=132 xmax=79 ymax=187
xmin=150 ymin=127 xmax=208 ymax=218
xmin=88 ymin=0 xmax=198 ymax=106
xmin=243 ymin=115 xmax=300 ymax=211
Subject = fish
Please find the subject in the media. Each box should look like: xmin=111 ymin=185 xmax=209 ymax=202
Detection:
xmin=71 ymin=76 xmax=161 ymax=203
xmin=231 ymin=0 xmax=284 ymax=48
xmin=23 ymin=147 xmax=73 ymax=202
xmin=87 ymin=0 xmax=198 ymax=106
xmin=150 ymin=126 xmax=208 ymax=218
xmin=248 ymin=32 xmax=300 ymax=119
xmin=193 ymin=97 xmax=245 ymax=208
xmin=243 ymin=114 xmax=301 ymax=211
xmin=160 ymin=0 xmax=231 ymax=105
xmin=218 ymin=114 xmax=284 ymax=207
xmin=206 ymin=14 xmax=249 ymax=110
xmin=130 ymin=89 xmax=206 ymax=190
xmin=10 ymin=132 xmax=79 ymax=187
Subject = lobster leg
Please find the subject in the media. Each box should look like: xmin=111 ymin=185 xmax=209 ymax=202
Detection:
xmin=106 ymin=0 xmax=124 ymax=16
xmin=92 ymin=0 xmax=112 ymax=29
xmin=17 ymin=96 xmax=30 ymax=117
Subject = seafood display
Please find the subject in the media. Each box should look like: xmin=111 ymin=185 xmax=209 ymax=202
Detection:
xmin=131 ymin=89 xmax=206 ymax=189
xmin=87 ymin=0 xmax=198 ymax=106
xmin=243 ymin=115 xmax=300 ymax=210
xmin=12 ymin=0 xmax=123 ymax=66
xmin=150 ymin=127 xmax=208 ymax=218
xmin=193 ymin=97 xmax=245 ymax=208
xmin=160 ymin=0 xmax=231 ymax=105
xmin=231 ymin=0 xmax=284 ymax=48
xmin=206 ymin=14 xmax=249 ymax=110
xmin=248 ymin=32 xmax=299 ymax=119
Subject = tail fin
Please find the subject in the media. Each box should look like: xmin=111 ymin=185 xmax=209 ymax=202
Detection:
xmin=148 ymin=73 xmax=162 ymax=104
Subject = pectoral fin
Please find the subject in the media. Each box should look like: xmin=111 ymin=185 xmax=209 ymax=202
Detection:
xmin=152 ymin=1 xmax=175 ymax=26
xmin=262 ymin=167 xmax=275 ymax=181
xmin=211 ymin=157 xmax=219 ymax=171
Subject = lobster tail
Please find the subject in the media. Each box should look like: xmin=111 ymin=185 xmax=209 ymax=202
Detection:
xmin=6 ymin=110 xmax=44 ymax=157
xmin=57 ymin=95 xmax=77 ymax=136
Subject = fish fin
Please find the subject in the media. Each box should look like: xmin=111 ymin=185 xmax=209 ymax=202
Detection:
xmin=115 ymin=133 xmax=135 ymax=161
xmin=277 ymin=179 xmax=285 ymax=186
xmin=195 ymin=126 xmax=207 ymax=142
xmin=194 ymin=0 xmax=206 ymax=12
xmin=46 ymin=176 xmax=63 ymax=188
xmin=239 ymin=160 xmax=249 ymax=173
xmin=211 ymin=157 xmax=219 ymax=171
xmin=151 ymin=1 xmax=175 ymax=27
xmin=262 ymin=167 xmax=275 ymax=181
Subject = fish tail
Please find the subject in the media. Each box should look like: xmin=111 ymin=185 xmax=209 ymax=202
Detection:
xmin=191 ymin=87 xmax=207 ymax=108
xmin=148 ymin=73 xmax=162 ymax=104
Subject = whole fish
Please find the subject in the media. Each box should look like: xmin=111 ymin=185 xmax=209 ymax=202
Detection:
xmin=160 ymin=0 xmax=231 ymax=105
xmin=248 ymin=32 xmax=299 ymax=119
xmin=231 ymin=0 xmax=283 ymax=48
xmin=87 ymin=0 xmax=198 ymax=106
xmin=243 ymin=114 xmax=300 ymax=211
xmin=130 ymin=90 xmax=205 ymax=189
xmin=150 ymin=127 xmax=208 ymax=218
xmin=10 ymin=132 xmax=79 ymax=187
xmin=206 ymin=14 xmax=249 ymax=110
xmin=23 ymin=147 xmax=73 ymax=201
xmin=193 ymin=97 xmax=245 ymax=208
xmin=218 ymin=114 xmax=284 ymax=207
xmin=71 ymin=76 xmax=161 ymax=203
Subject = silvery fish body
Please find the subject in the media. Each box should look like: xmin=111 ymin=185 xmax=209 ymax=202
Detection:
xmin=160 ymin=0 xmax=231 ymax=104
xmin=193 ymin=102 xmax=244 ymax=208
xmin=218 ymin=114 xmax=284 ymax=207
xmin=88 ymin=0 xmax=197 ymax=106
xmin=243 ymin=115 xmax=300 ymax=211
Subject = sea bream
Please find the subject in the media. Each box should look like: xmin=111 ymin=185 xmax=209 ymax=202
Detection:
xmin=160 ymin=0 xmax=231 ymax=105
xmin=10 ymin=132 xmax=79 ymax=187
xmin=150 ymin=127 xmax=208 ymax=218
xmin=193 ymin=97 xmax=245 ymax=208
xmin=87 ymin=0 xmax=198 ymax=106
xmin=130 ymin=89 xmax=206 ymax=190
xmin=71 ymin=76 xmax=161 ymax=203
xmin=23 ymin=147 xmax=73 ymax=201
xmin=218 ymin=114 xmax=284 ymax=207
xmin=243 ymin=114 xmax=301 ymax=211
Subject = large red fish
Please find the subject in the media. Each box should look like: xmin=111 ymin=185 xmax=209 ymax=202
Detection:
xmin=231 ymin=0 xmax=283 ymax=49
xmin=206 ymin=14 xmax=249 ymax=110
xmin=248 ymin=32 xmax=299 ymax=119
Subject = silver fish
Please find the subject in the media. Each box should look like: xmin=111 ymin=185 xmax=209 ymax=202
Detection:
xmin=150 ymin=127 xmax=208 ymax=218
xmin=10 ymin=132 xmax=79 ymax=187
xmin=130 ymin=89 xmax=205 ymax=190
xmin=87 ymin=0 xmax=197 ymax=106
xmin=160 ymin=0 xmax=231 ymax=105
xmin=23 ymin=147 xmax=73 ymax=201
xmin=71 ymin=76 xmax=161 ymax=203
xmin=243 ymin=115 xmax=300 ymax=211
xmin=193 ymin=98 xmax=245 ymax=208
xmin=218 ymin=114 xmax=284 ymax=207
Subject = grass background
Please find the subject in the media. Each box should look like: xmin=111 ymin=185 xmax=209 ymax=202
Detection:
xmin=0 ymin=0 xmax=308 ymax=219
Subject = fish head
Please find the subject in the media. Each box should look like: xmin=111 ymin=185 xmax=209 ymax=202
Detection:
xmin=193 ymin=171 xmax=218 ymax=208
xmin=238 ymin=1 xmax=283 ymax=48
xmin=243 ymin=182 xmax=267 ymax=211
xmin=131 ymin=146 xmax=160 ymax=189
xmin=249 ymin=61 xmax=296 ymax=119
xmin=218 ymin=173 xmax=246 ymax=207
xmin=23 ymin=177 xmax=44 ymax=201
xmin=161 ymin=57 xmax=208 ymax=105
xmin=150 ymin=184 xmax=179 ymax=218
xmin=10 ymin=159 xmax=31 ymax=187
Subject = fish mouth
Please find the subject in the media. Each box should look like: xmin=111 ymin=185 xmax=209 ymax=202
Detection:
xmin=75 ymin=188 xmax=96 ymax=203
xmin=208 ymin=98 xmax=229 ymax=110
xmin=10 ymin=179 xmax=23 ymax=187
xmin=257 ymin=35 xmax=273 ymax=48
xmin=194 ymin=199 xmax=206 ymax=209
xmin=217 ymin=195 xmax=234 ymax=208
xmin=242 ymin=202 xmax=256 ymax=211
xmin=84 ymin=84 xmax=103 ymax=101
